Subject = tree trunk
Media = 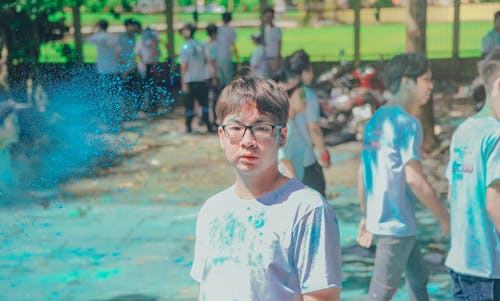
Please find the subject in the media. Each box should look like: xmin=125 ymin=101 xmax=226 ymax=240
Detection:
xmin=406 ymin=0 xmax=438 ymax=152
xmin=72 ymin=1 xmax=83 ymax=64
xmin=0 ymin=9 xmax=40 ymax=103
xmin=165 ymin=0 xmax=175 ymax=63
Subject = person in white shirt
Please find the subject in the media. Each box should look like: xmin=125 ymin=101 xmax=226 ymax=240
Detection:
xmin=261 ymin=6 xmax=282 ymax=77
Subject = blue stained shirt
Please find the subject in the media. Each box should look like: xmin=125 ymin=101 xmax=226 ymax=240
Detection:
xmin=191 ymin=178 xmax=342 ymax=300
xmin=280 ymin=119 xmax=308 ymax=180
xmin=445 ymin=115 xmax=500 ymax=279
xmin=361 ymin=106 xmax=423 ymax=237
xmin=179 ymin=39 xmax=207 ymax=83
xmin=295 ymin=87 xmax=321 ymax=167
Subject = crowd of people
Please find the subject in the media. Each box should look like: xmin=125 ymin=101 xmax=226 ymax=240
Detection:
xmin=86 ymin=17 xmax=165 ymax=127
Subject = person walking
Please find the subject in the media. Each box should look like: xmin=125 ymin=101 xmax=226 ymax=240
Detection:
xmin=356 ymin=53 xmax=450 ymax=301
xmin=179 ymin=23 xmax=212 ymax=133
xmin=445 ymin=46 xmax=500 ymax=301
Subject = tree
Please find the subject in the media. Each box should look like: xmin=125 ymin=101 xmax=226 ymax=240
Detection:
xmin=0 ymin=0 xmax=70 ymax=102
xmin=406 ymin=0 xmax=439 ymax=152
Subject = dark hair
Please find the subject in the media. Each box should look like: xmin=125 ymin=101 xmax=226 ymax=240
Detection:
xmin=495 ymin=10 xmax=500 ymax=22
xmin=286 ymin=49 xmax=311 ymax=76
xmin=216 ymin=76 xmax=289 ymax=126
xmin=96 ymin=19 xmax=109 ymax=31
xmin=262 ymin=6 xmax=275 ymax=16
xmin=206 ymin=23 xmax=217 ymax=36
xmin=222 ymin=12 xmax=232 ymax=23
xmin=124 ymin=18 xmax=141 ymax=29
xmin=179 ymin=23 xmax=197 ymax=37
xmin=478 ymin=46 xmax=500 ymax=96
xmin=383 ymin=53 xmax=430 ymax=94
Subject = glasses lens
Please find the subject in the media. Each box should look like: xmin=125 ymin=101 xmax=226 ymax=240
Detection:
xmin=252 ymin=125 xmax=273 ymax=139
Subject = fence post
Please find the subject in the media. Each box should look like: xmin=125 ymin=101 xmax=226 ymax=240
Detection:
xmin=452 ymin=0 xmax=460 ymax=72
xmin=354 ymin=0 xmax=360 ymax=67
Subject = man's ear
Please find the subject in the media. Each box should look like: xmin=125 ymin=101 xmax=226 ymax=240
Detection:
xmin=401 ymin=76 xmax=413 ymax=90
xmin=279 ymin=126 xmax=287 ymax=147
xmin=218 ymin=126 xmax=225 ymax=149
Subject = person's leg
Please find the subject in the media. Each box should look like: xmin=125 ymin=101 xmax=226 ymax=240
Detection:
xmin=366 ymin=236 xmax=415 ymax=301
xmin=185 ymin=82 xmax=195 ymax=133
xmin=404 ymin=241 xmax=429 ymax=301
xmin=302 ymin=161 xmax=326 ymax=197
xmin=192 ymin=81 xmax=211 ymax=132
xmin=450 ymin=269 xmax=497 ymax=301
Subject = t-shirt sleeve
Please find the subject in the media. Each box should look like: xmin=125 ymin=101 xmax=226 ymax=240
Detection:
xmin=304 ymin=91 xmax=320 ymax=123
xmin=399 ymin=120 xmax=422 ymax=165
xmin=485 ymin=133 xmax=500 ymax=187
xmin=481 ymin=34 xmax=493 ymax=54
xmin=190 ymin=209 xmax=205 ymax=283
xmin=293 ymin=204 xmax=342 ymax=294
xmin=179 ymin=44 xmax=190 ymax=64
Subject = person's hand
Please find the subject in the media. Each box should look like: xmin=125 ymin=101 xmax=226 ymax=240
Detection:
xmin=182 ymin=82 xmax=189 ymax=94
xmin=320 ymin=150 xmax=332 ymax=168
xmin=356 ymin=217 xmax=373 ymax=248
xmin=440 ymin=215 xmax=450 ymax=236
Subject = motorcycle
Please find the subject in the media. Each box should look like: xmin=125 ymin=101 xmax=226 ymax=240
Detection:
xmin=313 ymin=62 xmax=386 ymax=142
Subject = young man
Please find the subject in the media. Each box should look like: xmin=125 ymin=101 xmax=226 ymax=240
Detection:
xmin=481 ymin=11 xmax=500 ymax=58
xmin=117 ymin=18 xmax=142 ymax=120
xmin=286 ymin=49 xmax=331 ymax=197
xmin=191 ymin=76 xmax=342 ymax=301
xmin=85 ymin=20 xmax=121 ymax=130
xmin=356 ymin=53 xmax=450 ymax=301
xmin=445 ymin=46 xmax=500 ymax=301
xmin=215 ymin=12 xmax=238 ymax=88
xmin=261 ymin=6 xmax=282 ymax=76
xmin=179 ymin=23 xmax=212 ymax=133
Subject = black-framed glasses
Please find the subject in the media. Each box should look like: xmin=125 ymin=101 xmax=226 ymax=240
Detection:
xmin=220 ymin=123 xmax=283 ymax=141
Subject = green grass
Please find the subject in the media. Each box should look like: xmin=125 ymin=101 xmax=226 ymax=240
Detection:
xmin=39 ymin=21 xmax=491 ymax=63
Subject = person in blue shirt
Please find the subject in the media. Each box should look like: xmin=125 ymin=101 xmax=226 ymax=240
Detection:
xmin=445 ymin=46 xmax=500 ymax=301
xmin=356 ymin=53 xmax=450 ymax=301
xmin=481 ymin=11 xmax=500 ymax=58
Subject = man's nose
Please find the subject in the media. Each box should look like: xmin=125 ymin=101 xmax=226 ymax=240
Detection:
xmin=240 ymin=128 xmax=257 ymax=146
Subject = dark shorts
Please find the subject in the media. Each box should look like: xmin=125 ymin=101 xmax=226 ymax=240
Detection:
xmin=302 ymin=161 xmax=326 ymax=197
xmin=450 ymin=270 xmax=500 ymax=301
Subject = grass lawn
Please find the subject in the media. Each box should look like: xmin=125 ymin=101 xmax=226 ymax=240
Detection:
xmin=39 ymin=21 xmax=490 ymax=63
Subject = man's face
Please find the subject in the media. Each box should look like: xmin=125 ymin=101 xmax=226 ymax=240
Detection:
xmin=262 ymin=12 xmax=274 ymax=25
xmin=413 ymin=70 xmax=434 ymax=105
xmin=218 ymin=102 xmax=286 ymax=176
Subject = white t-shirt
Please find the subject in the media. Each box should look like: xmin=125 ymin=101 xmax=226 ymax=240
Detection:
xmin=216 ymin=25 xmax=236 ymax=62
xmin=86 ymin=31 xmax=119 ymax=74
xmin=264 ymin=24 xmax=282 ymax=59
xmin=445 ymin=115 xmax=500 ymax=278
xmin=250 ymin=45 xmax=266 ymax=77
xmin=191 ymin=178 xmax=342 ymax=300
xmin=135 ymin=29 xmax=160 ymax=65
xmin=179 ymin=39 xmax=207 ymax=83
xmin=361 ymin=106 xmax=423 ymax=237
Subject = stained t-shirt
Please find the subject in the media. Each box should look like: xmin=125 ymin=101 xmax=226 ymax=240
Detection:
xmin=445 ymin=115 xmax=500 ymax=278
xmin=361 ymin=105 xmax=423 ymax=237
xmin=191 ymin=178 xmax=342 ymax=300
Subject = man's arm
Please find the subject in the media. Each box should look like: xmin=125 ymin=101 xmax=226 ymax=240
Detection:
xmin=405 ymin=160 xmax=450 ymax=235
xmin=180 ymin=62 xmax=189 ymax=93
xmin=486 ymin=181 xmax=500 ymax=233
xmin=307 ymin=122 xmax=331 ymax=167
xmin=356 ymin=164 xmax=373 ymax=248
xmin=303 ymin=287 xmax=340 ymax=301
